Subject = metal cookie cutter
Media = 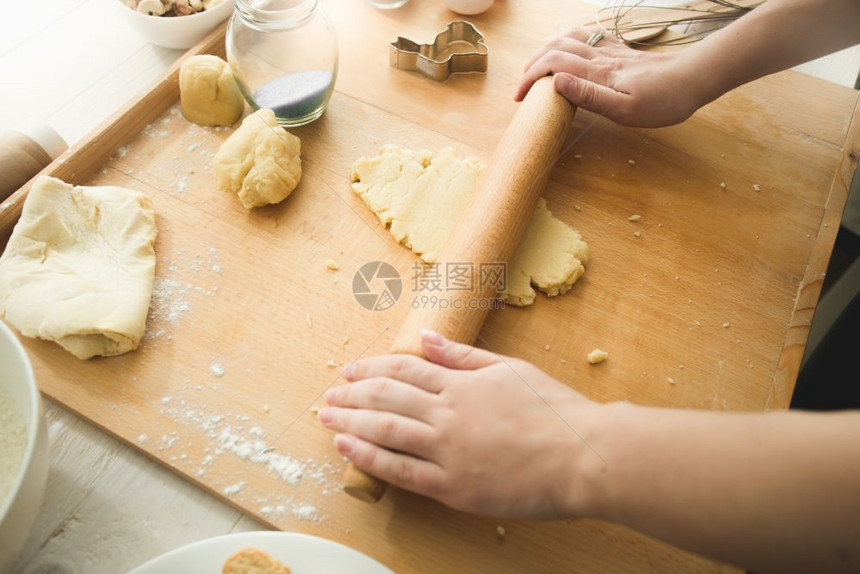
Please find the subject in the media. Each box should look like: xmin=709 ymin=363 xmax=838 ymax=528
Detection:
xmin=390 ymin=20 xmax=488 ymax=82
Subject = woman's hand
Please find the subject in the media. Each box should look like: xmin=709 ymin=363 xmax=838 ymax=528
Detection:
xmin=319 ymin=330 xmax=603 ymax=519
xmin=515 ymin=27 xmax=704 ymax=128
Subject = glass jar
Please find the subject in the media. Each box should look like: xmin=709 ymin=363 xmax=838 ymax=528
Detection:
xmin=226 ymin=0 xmax=338 ymax=127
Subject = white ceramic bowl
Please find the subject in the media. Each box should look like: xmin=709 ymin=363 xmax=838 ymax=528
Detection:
xmin=0 ymin=320 xmax=48 ymax=572
xmin=111 ymin=0 xmax=234 ymax=50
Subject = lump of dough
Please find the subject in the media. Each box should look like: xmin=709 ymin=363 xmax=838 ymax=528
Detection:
xmin=0 ymin=176 xmax=157 ymax=359
xmin=179 ymin=55 xmax=245 ymax=127
xmin=350 ymin=145 xmax=589 ymax=306
xmin=213 ymin=108 xmax=302 ymax=209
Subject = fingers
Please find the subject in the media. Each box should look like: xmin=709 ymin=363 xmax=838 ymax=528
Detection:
xmin=325 ymin=376 xmax=435 ymax=422
xmin=421 ymin=329 xmax=502 ymax=370
xmin=554 ymin=72 xmax=630 ymax=122
xmin=515 ymin=49 xmax=594 ymax=102
xmin=515 ymin=26 xmax=625 ymax=102
xmin=343 ymin=353 xmax=445 ymax=393
xmin=320 ymin=405 xmax=437 ymax=457
xmin=333 ymin=433 xmax=444 ymax=498
xmin=520 ymin=34 xmax=594 ymax=77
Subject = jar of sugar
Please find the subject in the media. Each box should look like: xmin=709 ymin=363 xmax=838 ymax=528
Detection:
xmin=226 ymin=0 xmax=338 ymax=127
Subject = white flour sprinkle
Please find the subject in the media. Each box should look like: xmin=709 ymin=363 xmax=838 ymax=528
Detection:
xmin=292 ymin=503 xmax=319 ymax=521
xmin=137 ymin=434 xmax=149 ymax=445
xmin=210 ymin=363 xmax=225 ymax=378
xmin=145 ymin=247 xmax=223 ymax=340
xmin=224 ymin=481 xmax=246 ymax=496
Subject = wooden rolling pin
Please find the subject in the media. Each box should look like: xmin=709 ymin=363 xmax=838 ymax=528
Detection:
xmin=342 ymin=76 xmax=577 ymax=502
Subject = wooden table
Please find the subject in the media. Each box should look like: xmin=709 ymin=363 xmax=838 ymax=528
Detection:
xmin=4 ymin=1 xmax=859 ymax=572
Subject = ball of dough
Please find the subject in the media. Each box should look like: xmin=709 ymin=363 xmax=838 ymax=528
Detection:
xmin=213 ymin=108 xmax=302 ymax=209
xmin=179 ymin=55 xmax=245 ymax=127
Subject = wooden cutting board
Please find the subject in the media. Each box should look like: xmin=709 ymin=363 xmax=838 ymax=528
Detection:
xmin=1 ymin=1 xmax=858 ymax=571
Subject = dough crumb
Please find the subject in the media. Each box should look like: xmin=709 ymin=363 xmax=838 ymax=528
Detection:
xmin=722 ymin=321 xmax=731 ymax=328
xmin=496 ymin=525 xmax=506 ymax=539
xmin=325 ymin=259 xmax=340 ymax=270
xmin=627 ymin=214 xmax=642 ymax=222
xmin=544 ymin=344 xmax=551 ymax=351
xmin=305 ymin=314 xmax=313 ymax=328
xmin=667 ymin=377 xmax=676 ymax=385
xmin=753 ymin=183 xmax=761 ymax=192
xmin=342 ymin=335 xmax=350 ymax=345
xmin=633 ymin=231 xmax=642 ymax=238
xmin=586 ymin=349 xmax=608 ymax=364
xmin=719 ymin=181 xmax=727 ymax=190
xmin=324 ymin=359 xmax=339 ymax=368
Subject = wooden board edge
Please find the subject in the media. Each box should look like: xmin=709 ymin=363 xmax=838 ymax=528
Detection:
xmin=767 ymin=91 xmax=860 ymax=410
xmin=0 ymin=21 xmax=229 ymax=245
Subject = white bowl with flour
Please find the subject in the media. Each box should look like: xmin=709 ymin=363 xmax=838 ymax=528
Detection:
xmin=0 ymin=319 xmax=48 ymax=571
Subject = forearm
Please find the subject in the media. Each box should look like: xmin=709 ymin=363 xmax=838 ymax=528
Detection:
xmin=683 ymin=0 xmax=860 ymax=109
xmin=575 ymin=403 xmax=860 ymax=572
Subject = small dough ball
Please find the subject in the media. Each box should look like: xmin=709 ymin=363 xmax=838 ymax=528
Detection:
xmin=213 ymin=108 xmax=302 ymax=209
xmin=179 ymin=55 xmax=244 ymax=126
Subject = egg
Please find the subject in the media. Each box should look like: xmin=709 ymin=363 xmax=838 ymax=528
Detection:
xmin=443 ymin=0 xmax=494 ymax=16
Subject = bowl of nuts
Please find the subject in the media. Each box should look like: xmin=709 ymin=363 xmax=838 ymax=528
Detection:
xmin=113 ymin=0 xmax=233 ymax=50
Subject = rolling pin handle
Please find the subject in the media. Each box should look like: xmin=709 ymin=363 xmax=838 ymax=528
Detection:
xmin=343 ymin=463 xmax=388 ymax=503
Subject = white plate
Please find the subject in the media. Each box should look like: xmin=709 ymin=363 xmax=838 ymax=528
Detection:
xmin=128 ymin=531 xmax=394 ymax=574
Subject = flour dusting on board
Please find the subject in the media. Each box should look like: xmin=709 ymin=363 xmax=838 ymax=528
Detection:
xmin=112 ymin=108 xmax=332 ymax=525
xmin=145 ymin=247 xmax=222 ymax=340
xmin=154 ymin=390 xmax=339 ymax=523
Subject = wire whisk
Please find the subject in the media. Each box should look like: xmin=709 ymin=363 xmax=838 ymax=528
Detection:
xmin=596 ymin=0 xmax=764 ymax=47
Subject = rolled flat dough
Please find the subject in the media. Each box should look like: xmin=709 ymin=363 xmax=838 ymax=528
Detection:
xmin=350 ymin=145 xmax=589 ymax=306
xmin=0 ymin=176 xmax=157 ymax=359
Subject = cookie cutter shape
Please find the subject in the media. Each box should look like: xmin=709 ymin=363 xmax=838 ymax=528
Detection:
xmin=390 ymin=20 xmax=488 ymax=81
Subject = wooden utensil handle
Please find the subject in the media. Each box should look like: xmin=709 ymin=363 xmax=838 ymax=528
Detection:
xmin=343 ymin=76 xmax=577 ymax=503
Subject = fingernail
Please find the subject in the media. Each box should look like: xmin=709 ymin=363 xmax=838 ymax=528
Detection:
xmin=318 ymin=407 xmax=334 ymax=424
xmin=334 ymin=433 xmax=355 ymax=455
xmin=324 ymin=387 xmax=339 ymax=404
xmin=421 ymin=328 xmax=447 ymax=347
xmin=341 ymin=362 xmax=356 ymax=380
